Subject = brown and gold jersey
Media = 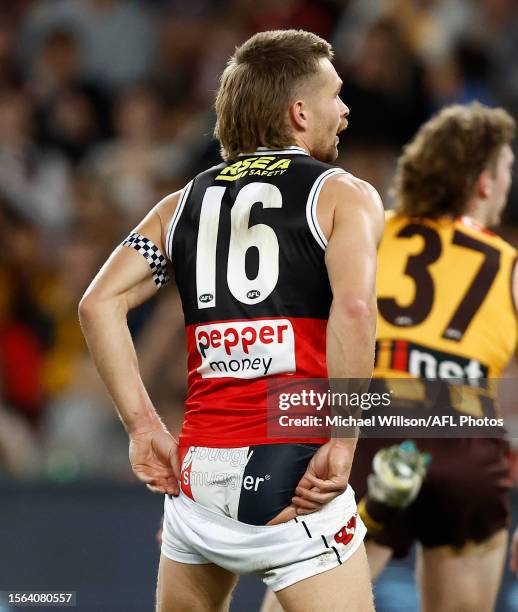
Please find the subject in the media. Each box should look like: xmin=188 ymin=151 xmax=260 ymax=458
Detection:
xmin=375 ymin=212 xmax=517 ymax=380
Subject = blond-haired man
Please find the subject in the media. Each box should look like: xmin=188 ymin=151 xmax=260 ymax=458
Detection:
xmin=79 ymin=30 xmax=383 ymax=611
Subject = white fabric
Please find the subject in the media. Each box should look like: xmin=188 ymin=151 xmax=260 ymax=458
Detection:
xmin=161 ymin=487 xmax=366 ymax=592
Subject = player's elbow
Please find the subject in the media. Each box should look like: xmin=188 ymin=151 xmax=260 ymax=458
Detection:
xmin=78 ymin=287 xmax=124 ymax=325
xmin=332 ymin=295 xmax=376 ymax=323
xmin=78 ymin=291 xmax=99 ymax=325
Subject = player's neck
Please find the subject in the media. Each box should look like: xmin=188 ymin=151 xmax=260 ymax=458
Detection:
xmin=290 ymin=135 xmax=311 ymax=156
xmin=462 ymin=199 xmax=490 ymax=228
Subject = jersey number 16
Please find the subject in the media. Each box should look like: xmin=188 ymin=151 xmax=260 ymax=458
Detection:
xmin=196 ymin=182 xmax=282 ymax=309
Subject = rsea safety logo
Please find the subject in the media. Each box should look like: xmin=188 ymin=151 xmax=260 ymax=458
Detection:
xmin=195 ymin=319 xmax=296 ymax=379
xmin=216 ymin=156 xmax=292 ymax=182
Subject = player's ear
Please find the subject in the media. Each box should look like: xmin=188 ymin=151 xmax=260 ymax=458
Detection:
xmin=288 ymin=99 xmax=307 ymax=131
xmin=477 ymin=169 xmax=492 ymax=199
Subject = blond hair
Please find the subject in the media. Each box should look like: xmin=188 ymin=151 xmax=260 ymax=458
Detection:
xmin=214 ymin=30 xmax=333 ymax=161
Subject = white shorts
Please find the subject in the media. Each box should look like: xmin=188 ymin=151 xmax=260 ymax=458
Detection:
xmin=161 ymin=487 xmax=366 ymax=592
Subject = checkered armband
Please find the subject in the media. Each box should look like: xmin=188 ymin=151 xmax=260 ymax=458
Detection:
xmin=122 ymin=232 xmax=169 ymax=288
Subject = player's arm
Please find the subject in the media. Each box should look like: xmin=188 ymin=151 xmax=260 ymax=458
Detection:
xmin=325 ymin=175 xmax=383 ymax=378
xmin=78 ymin=192 xmax=181 ymax=494
xmin=293 ymin=175 xmax=384 ymax=513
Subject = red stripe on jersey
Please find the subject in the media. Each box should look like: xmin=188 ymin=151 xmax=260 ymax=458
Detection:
xmin=179 ymin=317 xmax=329 ymax=447
xmin=392 ymin=340 xmax=409 ymax=371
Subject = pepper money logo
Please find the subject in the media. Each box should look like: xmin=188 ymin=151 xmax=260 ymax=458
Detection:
xmin=195 ymin=319 xmax=296 ymax=379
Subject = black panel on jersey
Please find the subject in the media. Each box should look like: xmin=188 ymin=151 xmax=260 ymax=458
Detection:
xmin=237 ymin=443 xmax=321 ymax=525
xmin=170 ymin=153 xmax=340 ymax=326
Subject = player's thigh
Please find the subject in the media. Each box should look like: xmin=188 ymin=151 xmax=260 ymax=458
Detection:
xmin=275 ymin=543 xmax=374 ymax=612
xmin=417 ymin=529 xmax=508 ymax=612
xmin=259 ymin=589 xmax=282 ymax=612
xmin=259 ymin=541 xmax=387 ymax=612
xmin=156 ymin=554 xmax=238 ymax=612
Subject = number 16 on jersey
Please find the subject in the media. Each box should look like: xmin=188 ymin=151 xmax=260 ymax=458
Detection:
xmin=196 ymin=182 xmax=282 ymax=308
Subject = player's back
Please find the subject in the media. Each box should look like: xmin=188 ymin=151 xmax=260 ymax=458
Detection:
xmin=166 ymin=146 xmax=345 ymax=447
xmin=375 ymin=212 xmax=517 ymax=380
xmin=351 ymin=212 xmax=516 ymax=567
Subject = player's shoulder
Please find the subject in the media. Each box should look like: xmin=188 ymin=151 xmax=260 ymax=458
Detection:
xmin=454 ymin=217 xmax=517 ymax=257
xmin=329 ymin=171 xmax=381 ymax=199
xmin=323 ymin=171 xmax=383 ymax=219
xmin=153 ymin=190 xmax=182 ymax=228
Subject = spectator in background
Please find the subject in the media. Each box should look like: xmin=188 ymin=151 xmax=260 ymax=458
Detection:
xmin=0 ymin=200 xmax=106 ymax=429
xmin=332 ymin=0 xmax=475 ymax=67
xmin=471 ymin=0 xmax=518 ymax=118
xmin=335 ymin=19 xmax=430 ymax=199
xmin=426 ymin=36 xmax=495 ymax=110
xmin=383 ymin=0 xmax=475 ymax=64
xmin=70 ymin=178 xmax=123 ymax=245
xmin=337 ymin=19 xmax=430 ymax=149
xmin=39 ymin=230 xmax=105 ymax=400
xmin=81 ymin=86 xmax=187 ymax=223
xmin=233 ymin=0 xmax=334 ymax=39
xmin=28 ymin=29 xmax=111 ymax=165
xmin=41 ymin=353 xmax=131 ymax=480
xmin=152 ymin=13 xmax=208 ymax=111
xmin=192 ymin=17 xmax=246 ymax=108
xmin=19 ymin=0 xmax=157 ymax=91
xmin=0 ymin=89 xmax=72 ymax=235
xmin=0 ymin=15 xmax=22 ymax=89
xmin=0 ymin=204 xmax=54 ymax=427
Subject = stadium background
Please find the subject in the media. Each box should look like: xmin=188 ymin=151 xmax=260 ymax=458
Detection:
xmin=0 ymin=1 xmax=518 ymax=610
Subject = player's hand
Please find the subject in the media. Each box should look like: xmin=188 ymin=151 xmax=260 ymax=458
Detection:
xmin=291 ymin=440 xmax=352 ymax=515
xmin=129 ymin=426 xmax=180 ymax=495
xmin=267 ymin=440 xmax=352 ymax=525
xmin=267 ymin=504 xmax=298 ymax=525
xmin=510 ymin=528 xmax=518 ymax=575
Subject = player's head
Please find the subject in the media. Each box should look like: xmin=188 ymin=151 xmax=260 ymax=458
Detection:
xmin=214 ymin=29 xmax=349 ymax=163
xmin=393 ymin=102 xmax=515 ymax=226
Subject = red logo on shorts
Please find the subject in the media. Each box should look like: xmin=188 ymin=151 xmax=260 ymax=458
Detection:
xmin=334 ymin=514 xmax=357 ymax=546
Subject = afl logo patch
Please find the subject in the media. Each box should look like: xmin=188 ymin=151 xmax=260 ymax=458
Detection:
xmin=199 ymin=293 xmax=214 ymax=303
xmin=247 ymin=290 xmax=261 ymax=300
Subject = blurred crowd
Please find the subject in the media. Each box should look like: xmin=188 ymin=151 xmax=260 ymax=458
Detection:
xmin=1 ymin=0 xmax=518 ymax=482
